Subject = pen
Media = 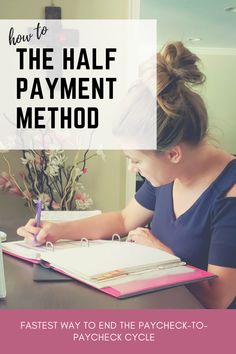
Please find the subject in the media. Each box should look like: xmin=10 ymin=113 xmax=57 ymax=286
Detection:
xmin=34 ymin=200 xmax=42 ymax=242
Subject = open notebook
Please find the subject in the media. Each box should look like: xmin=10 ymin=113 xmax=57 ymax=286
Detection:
xmin=2 ymin=237 xmax=216 ymax=298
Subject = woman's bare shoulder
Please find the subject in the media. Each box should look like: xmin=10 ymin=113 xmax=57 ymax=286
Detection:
xmin=226 ymin=183 xmax=236 ymax=197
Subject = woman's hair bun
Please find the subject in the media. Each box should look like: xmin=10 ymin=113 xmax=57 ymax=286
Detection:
xmin=155 ymin=41 xmax=208 ymax=148
xmin=157 ymin=41 xmax=205 ymax=96
xmin=157 ymin=41 xmax=206 ymax=118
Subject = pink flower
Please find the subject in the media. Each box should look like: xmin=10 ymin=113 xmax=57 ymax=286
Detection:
xmin=74 ymin=191 xmax=93 ymax=210
xmin=82 ymin=168 xmax=88 ymax=174
xmin=0 ymin=172 xmax=12 ymax=190
xmin=74 ymin=192 xmax=87 ymax=202
xmin=22 ymin=190 xmax=32 ymax=199
xmin=35 ymin=155 xmax=43 ymax=169
xmin=9 ymin=185 xmax=22 ymax=196
xmin=52 ymin=201 xmax=60 ymax=210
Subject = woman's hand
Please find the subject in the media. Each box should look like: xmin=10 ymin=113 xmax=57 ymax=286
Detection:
xmin=126 ymin=227 xmax=173 ymax=254
xmin=17 ymin=218 xmax=61 ymax=246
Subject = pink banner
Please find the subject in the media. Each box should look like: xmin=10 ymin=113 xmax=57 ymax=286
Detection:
xmin=0 ymin=309 xmax=235 ymax=354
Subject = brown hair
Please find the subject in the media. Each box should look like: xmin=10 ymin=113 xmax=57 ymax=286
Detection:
xmin=156 ymin=41 xmax=208 ymax=151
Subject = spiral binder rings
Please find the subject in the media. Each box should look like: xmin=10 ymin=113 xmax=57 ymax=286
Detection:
xmin=2 ymin=234 xmax=216 ymax=299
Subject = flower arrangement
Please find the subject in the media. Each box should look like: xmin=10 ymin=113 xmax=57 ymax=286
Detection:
xmin=0 ymin=150 xmax=104 ymax=211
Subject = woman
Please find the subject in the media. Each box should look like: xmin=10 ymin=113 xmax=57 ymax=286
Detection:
xmin=17 ymin=42 xmax=236 ymax=309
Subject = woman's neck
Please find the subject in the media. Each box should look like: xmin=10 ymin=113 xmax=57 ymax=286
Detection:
xmin=176 ymin=143 xmax=234 ymax=188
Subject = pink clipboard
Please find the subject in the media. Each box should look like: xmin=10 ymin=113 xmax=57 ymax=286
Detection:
xmin=3 ymin=248 xmax=216 ymax=299
xmin=101 ymin=266 xmax=216 ymax=298
xmin=3 ymin=249 xmax=40 ymax=264
xmin=49 ymin=264 xmax=216 ymax=299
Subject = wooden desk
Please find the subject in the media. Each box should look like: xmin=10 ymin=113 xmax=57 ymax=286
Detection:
xmin=0 ymin=193 xmax=203 ymax=309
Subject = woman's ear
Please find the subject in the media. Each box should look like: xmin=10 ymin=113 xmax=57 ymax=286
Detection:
xmin=166 ymin=145 xmax=182 ymax=164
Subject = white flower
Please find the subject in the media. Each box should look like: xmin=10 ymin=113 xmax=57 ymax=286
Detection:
xmin=21 ymin=151 xmax=35 ymax=165
xmin=34 ymin=193 xmax=51 ymax=210
xmin=74 ymin=184 xmax=93 ymax=210
xmin=96 ymin=150 xmax=106 ymax=161
xmin=45 ymin=164 xmax=60 ymax=177
xmin=75 ymin=193 xmax=93 ymax=210
xmin=46 ymin=150 xmax=66 ymax=165
xmin=45 ymin=150 xmax=66 ymax=177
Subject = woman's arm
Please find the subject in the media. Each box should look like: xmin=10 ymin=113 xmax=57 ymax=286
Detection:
xmin=187 ymin=265 xmax=236 ymax=309
xmin=190 ymin=185 xmax=236 ymax=308
xmin=17 ymin=198 xmax=154 ymax=245
xmin=126 ymin=227 xmax=174 ymax=254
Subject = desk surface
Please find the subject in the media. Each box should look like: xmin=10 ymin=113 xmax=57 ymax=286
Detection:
xmin=0 ymin=193 xmax=203 ymax=309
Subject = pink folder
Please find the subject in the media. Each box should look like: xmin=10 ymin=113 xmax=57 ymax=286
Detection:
xmin=49 ymin=263 xmax=215 ymax=299
xmin=3 ymin=246 xmax=216 ymax=299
